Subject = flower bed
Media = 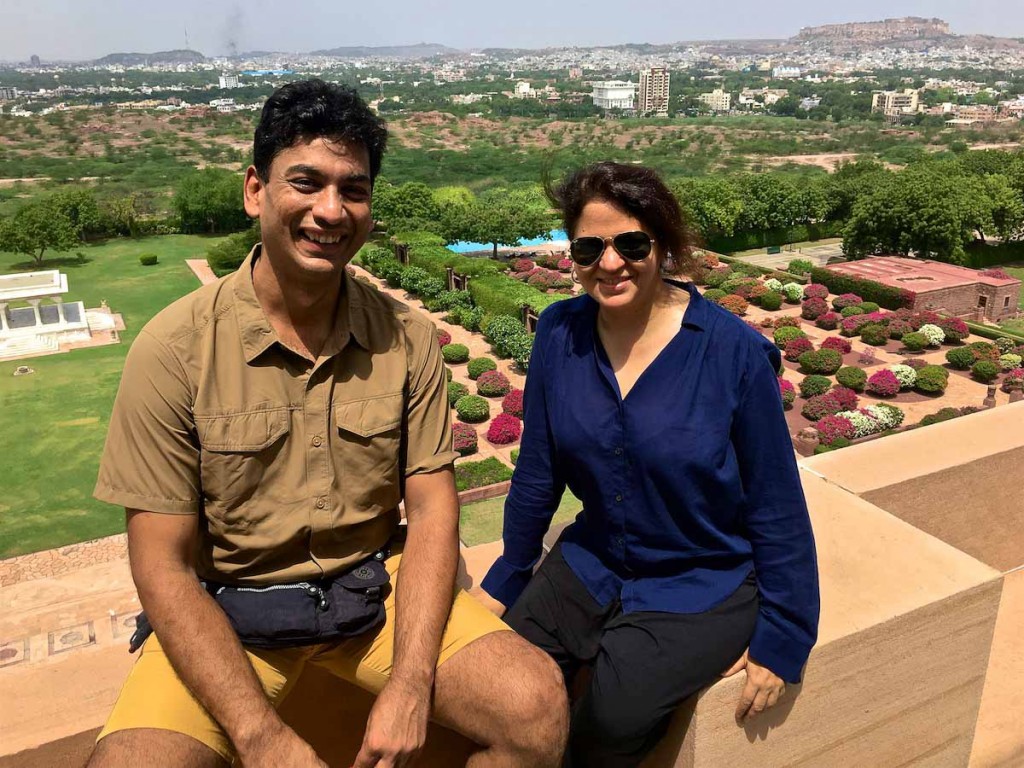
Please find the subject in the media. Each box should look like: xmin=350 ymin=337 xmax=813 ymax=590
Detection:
xmin=486 ymin=413 xmax=522 ymax=445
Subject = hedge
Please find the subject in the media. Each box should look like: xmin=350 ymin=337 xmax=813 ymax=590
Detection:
xmin=808 ymin=266 xmax=915 ymax=311
xmin=716 ymin=254 xmax=806 ymax=284
xmin=469 ymin=274 xmax=568 ymax=318
xmin=963 ymin=321 xmax=1024 ymax=345
xmin=454 ymin=457 xmax=514 ymax=492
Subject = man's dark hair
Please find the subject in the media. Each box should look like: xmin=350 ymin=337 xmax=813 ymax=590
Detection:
xmin=253 ymin=79 xmax=388 ymax=182
xmin=545 ymin=162 xmax=699 ymax=277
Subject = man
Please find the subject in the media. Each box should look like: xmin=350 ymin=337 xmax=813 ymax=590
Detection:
xmin=88 ymin=80 xmax=567 ymax=768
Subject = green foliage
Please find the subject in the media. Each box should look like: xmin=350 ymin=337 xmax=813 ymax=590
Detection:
xmin=799 ymin=375 xmax=832 ymax=398
xmin=773 ymin=326 xmax=807 ymax=348
xmin=861 ymin=324 xmax=890 ymax=346
xmin=206 ymin=223 xmax=261 ymax=276
xmin=454 ymin=457 xmax=514 ymax=492
xmin=447 ymin=381 xmax=469 ymax=407
xmin=788 ymin=259 xmax=814 ymax=274
xmin=467 ymin=357 xmax=497 ymax=380
xmin=469 ymin=274 xmax=566 ymax=318
xmin=945 ymin=347 xmax=976 ymax=370
xmin=971 ymin=360 xmax=1001 ymax=383
xmin=835 ymin=366 xmax=867 ymax=392
xmin=138 ymin=253 xmax=159 ymax=266
xmin=441 ymin=343 xmax=470 ymax=364
xmin=859 ymin=301 xmax=880 ymax=314
xmin=454 ymin=394 xmax=490 ymax=423
xmin=915 ymin=365 xmax=949 ymax=393
xmin=440 ymin=186 xmax=555 ymax=258
xmin=901 ymin=332 xmax=929 ymax=351
xmin=173 ymin=168 xmax=249 ymax=234
xmin=760 ymin=291 xmax=783 ymax=311
xmin=510 ymin=449 xmax=520 ymax=466
xmin=798 ymin=348 xmax=843 ymax=375
xmin=0 ymin=196 xmax=79 ymax=266
xmin=371 ymin=180 xmax=442 ymax=232
xmin=702 ymin=288 xmax=727 ymax=303
xmin=808 ymin=266 xmax=913 ymax=310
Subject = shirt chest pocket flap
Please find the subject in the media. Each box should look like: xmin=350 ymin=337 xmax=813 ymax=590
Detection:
xmin=196 ymin=410 xmax=290 ymax=503
xmin=335 ymin=393 xmax=403 ymax=492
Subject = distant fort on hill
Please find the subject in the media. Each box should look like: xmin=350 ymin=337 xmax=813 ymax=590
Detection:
xmin=795 ymin=17 xmax=952 ymax=44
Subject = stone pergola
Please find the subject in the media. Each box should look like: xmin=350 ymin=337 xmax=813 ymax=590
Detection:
xmin=0 ymin=270 xmax=80 ymax=337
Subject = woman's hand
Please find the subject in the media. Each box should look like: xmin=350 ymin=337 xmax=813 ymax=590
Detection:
xmin=721 ymin=649 xmax=787 ymax=723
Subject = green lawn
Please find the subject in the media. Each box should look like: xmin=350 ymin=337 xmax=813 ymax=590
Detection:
xmin=1002 ymin=265 xmax=1024 ymax=310
xmin=459 ymin=491 xmax=583 ymax=547
xmin=0 ymin=235 xmax=225 ymax=556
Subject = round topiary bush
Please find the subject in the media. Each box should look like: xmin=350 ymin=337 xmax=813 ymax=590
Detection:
xmin=502 ymin=388 xmax=524 ymax=418
xmin=868 ymin=370 xmax=901 ymax=399
xmin=840 ymin=306 xmax=865 ymax=318
xmin=802 ymin=392 xmax=843 ymax=421
xmin=945 ymin=347 xmax=976 ymax=370
xmin=467 ymin=357 xmax=498 ymax=380
xmin=901 ymin=332 xmax=929 ymax=352
xmin=858 ymin=302 xmax=880 ymax=314
xmin=477 ymin=370 xmax=512 ymax=397
xmin=452 ymin=422 xmax=479 ymax=456
xmin=512 ymin=258 xmax=535 ymax=273
xmin=821 ymin=336 xmax=852 ymax=355
xmin=836 ymin=366 xmax=867 ymax=392
xmin=889 ymin=365 xmax=917 ymax=390
xmin=784 ymin=337 xmax=815 ymax=362
xmin=447 ymin=381 xmax=469 ymax=407
xmin=887 ymin=318 xmax=915 ymax=339
xmin=779 ymin=378 xmax=796 ymax=409
xmin=995 ymin=337 xmax=1017 ymax=354
xmin=705 ymin=267 xmax=733 ymax=288
xmin=702 ymin=288 xmax=727 ymax=303
xmin=801 ymin=297 xmax=829 ymax=321
xmin=446 ymin=367 xmax=452 ymax=382
xmin=937 ymin=317 xmax=969 ymax=343
xmin=815 ymin=312 xmax=841 ymax=331
xmin=915 ymin=365 xmax=949 ymax=394
xmin=971 ymin=360 xmax=1000 ymax=383
xmin=999 ymin=353 xmax=1022 ymax=371
xmin=455 ymin=395 xmax=490 ymax=423
xmin=442 ymin=343 xmax=470 ymax=364
xmin=803 ymin=283 xmax=829 ymax=300
xmin=861 ymin=324 xmax=889 ymax=347
xmin=486 ymin=413 xmax=522 ymax=445
xmin=718 ymin=295 xmax=749 ymax=316
xmin=781 ymin=283 xmax=804 ymax=303
xmin=832 ymin=293 xmax=863 ymax=310
xmin=774 ymin=326 xmax=807 ymax=349
xmin=799 ymin=375 xmax=833 ymax=398
xmin=798 ymin=348 xmax=843 ymax=375
xmin=139 ymin=253 xmax=159 ymax=266
xmin=774 ymin=316 xmax=801 ymax=329
xmin=760 ymin=291 xmax=783 ymax=311
xmin=763 ymin=277 xmax=783 ymax=293
xmin=918 ymin=324 xmax=945 ymax=347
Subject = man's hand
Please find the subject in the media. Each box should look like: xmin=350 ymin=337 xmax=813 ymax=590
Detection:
xmin=721 ymin=649 xmax=787 ymax=724
xmin=236 ymin=720 xmax=328 ymax=768
xmin=469 ymin=587 xmax=507 ymax=618
xmin=351 ymin=678 xmax=431 ymax=768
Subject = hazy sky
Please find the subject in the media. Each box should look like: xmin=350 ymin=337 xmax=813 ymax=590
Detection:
xmin=2 ymin=0 xmax=1023 ymax=62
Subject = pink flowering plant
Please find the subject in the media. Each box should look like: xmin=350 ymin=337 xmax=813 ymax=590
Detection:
xmin=815 ymin=415 xmax=856 ymax=445
xmin=821 ymin=336 xmax=852 ymax=355
xmin=832 ymin=293 xmax=863 ymax=310
xmin=815 ymin=312 xmax=842 ymax=331
xmin=477 ymin=370 xmax=513 ymax=397
xmin=866 ymin=369 xmax=900 ymax=397
xmin=779 ymin=378 xmax=796 ymax=408
xmin=486 ymin=413 xmax=522 ymax=445
xmin=803 ymin=283 xmax=829 ymax=300
xmin=829 ymin=386 xmax=860 ymax=411
xmin=801 ymin=297 xmax=829 ymax=321
xmin=452 ymin=423 xmax=479 ymax=456
xmin=784 ymin=337 xmax=815 ymax=362
xmin=557 ymin=258 xmax=573 ymax=273
xmin=501 ymin=388 xmax=524 ymax=418
xmin=512 ymin=258 xmax=535 ymax=273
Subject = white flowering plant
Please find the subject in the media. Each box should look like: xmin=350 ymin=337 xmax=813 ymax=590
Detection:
xmin=918 ymin=324 xmax=945 ymax=347
xmin=999 ymin=353 xmax=1022 ymax=371
xmin=782 ymin=282 xmax=804 ymax=302
xmin=888 ymin=364 xmax=917 ymax=389
xmin=764 ymin=278 xmax=783 ymax=293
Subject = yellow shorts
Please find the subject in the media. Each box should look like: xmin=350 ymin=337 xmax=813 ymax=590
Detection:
xmin=97 ymin=547 xmax=509 ymax=761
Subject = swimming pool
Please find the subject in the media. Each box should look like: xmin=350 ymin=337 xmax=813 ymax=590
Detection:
xmin=447 ymin=229 xmax=568 ymax=254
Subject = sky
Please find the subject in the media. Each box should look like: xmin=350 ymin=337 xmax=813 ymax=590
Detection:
xmin=2 ymin=0 xmax=1023 ymax=62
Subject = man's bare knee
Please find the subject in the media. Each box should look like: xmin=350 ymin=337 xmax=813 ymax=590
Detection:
xmin=504 ymin=641 xmax=569 ymax=761
xmin=88 ymin=728 xmax=227 ymax=768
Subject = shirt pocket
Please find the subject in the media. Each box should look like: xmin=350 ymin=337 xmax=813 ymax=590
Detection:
xmin=334 ymin=392 xmax=404 ymax=514
xmin=195 ymin=408 xmax=291 ymax=515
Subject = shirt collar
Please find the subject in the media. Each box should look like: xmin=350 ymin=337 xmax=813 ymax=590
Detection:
xmin=233 ymin=244 xmax=371 ymax=364
xmin=580 ymin=278 xmax=709 ymax=332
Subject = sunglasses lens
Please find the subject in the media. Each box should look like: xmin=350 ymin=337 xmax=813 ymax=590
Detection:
xmin=570 ymin=237 xmax=603 ymax=266
xmin=613 ymin=231 xmax=653 ymax=261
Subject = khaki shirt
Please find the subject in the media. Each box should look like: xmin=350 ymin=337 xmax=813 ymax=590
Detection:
xmin=94 ymin=246 xmax=457 ymax=585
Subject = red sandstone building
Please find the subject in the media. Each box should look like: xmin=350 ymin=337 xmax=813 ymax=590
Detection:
xmin=825 ymin=256 xmax=1022 ymax=322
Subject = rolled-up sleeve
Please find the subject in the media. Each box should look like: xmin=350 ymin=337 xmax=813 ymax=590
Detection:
xmin=732 ymin=338 xmax=820 ymax=683
xmin=402 ymin=318 xmax=459 ymax=476
xmin=481 ymin=311 xmax=566 ymax=607
xmin=94 ymin=330 xmax=201 ymax=514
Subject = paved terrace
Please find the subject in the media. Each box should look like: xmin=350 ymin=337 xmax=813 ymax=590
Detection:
xmin=2 ymin=403 xmax=1021 ymax=767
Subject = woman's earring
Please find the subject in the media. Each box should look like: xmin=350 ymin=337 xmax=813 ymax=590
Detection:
xmin=571 ymin=267 xmax=581 ymax=284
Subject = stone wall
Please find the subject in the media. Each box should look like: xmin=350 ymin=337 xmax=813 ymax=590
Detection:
xmin=914 ymin=283 xmax=1019 ymax=321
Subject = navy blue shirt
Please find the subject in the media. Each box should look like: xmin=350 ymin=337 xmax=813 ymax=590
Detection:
xmin=481 ymin=281 xmax=819 ymax=683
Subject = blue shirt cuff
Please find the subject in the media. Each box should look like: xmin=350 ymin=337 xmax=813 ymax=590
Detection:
xmin=749 ymin=612 xmax=813 ymax=684
xmin=480 ymin=556 xmax=533 ymax=609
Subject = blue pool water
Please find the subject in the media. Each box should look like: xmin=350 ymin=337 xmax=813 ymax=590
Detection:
xmin=448 ymin=229 xmax=568 ymax=254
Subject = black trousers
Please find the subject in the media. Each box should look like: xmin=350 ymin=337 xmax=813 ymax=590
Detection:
xmin=505 ymin=544 xmax=759 ymax=768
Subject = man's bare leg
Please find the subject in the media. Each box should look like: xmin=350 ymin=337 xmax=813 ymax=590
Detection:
xmin=87 ymin=729 xmax=228 ymax=768
xmin=431 ymin=630 xmax=568 ymax=767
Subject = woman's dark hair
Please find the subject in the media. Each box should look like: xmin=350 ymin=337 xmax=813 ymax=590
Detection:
xmin=545 ymin=162 xmax=699 ymax=277
xmin=253 ymin=79 xmax=388 ymax=182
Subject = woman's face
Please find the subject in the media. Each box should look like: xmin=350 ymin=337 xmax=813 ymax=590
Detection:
xmin=573 ymin=200 xmax=663 ymax=314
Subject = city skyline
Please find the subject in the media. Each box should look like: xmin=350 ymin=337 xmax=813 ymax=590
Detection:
xmin=2 ymin=0 xmax=1024 ymax=63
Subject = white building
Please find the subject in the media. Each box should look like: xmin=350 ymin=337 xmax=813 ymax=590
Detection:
xmin=698 ymin=88 xmax=731 ymax=112
xmin=872 ymin=89 xmax=921 ymax=124
xmin=591 ymin=81 xmax=636 ymax=111
xmin=218 ymin=74 xmax=240 ymax=89
xmin=0 ymin=86 xmax=17 ymax=101
xmin=514 ymin=81 xmax=533 ymax=99
xmin=773 ymin=66 xmax=802 ymax=79
xmin=638 ymin=67 xmax=670 ymax=117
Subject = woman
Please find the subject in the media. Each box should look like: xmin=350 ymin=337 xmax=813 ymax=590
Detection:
xmin=480 ymin=162 xmax=819 ymax=767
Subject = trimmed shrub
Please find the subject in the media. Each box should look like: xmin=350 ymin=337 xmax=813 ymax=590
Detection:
xmin=139 ymin=253 xmax=159 ymax=266
xmin=774 ymin=316 xmax=801 ymax=329
xmin=452 ymin=423 xmax=478 ymax=456
xmin=502 ymin=388 xmax=524 ymax=418
xmin=788 ymin=259 xmax=815 ymax=274
xmin=437 ymin=329 xmax=452 ymax=348
xmin=557 ymin=258 xmax=573 ymax=273
xmin=785 ymin=338 xmax=815 ymax=362
xmin=455 ymin=395 xmax=490 ymax=423
xmin=446 ymin=367 xmax=452 ymax=382
xmin=512 ymin=258 xmax=535 ymax=273
xmin=861 ymin=324 xmax=890 ymax=347
xmin=968 ymin=341 xmax=1000 ymax=363
xmin=840 ymin=306 xmax=865 ymax=318
xmin=918 ymin=324 xmax=945 ymax=347
xmin=774 ymin=326 xmax=807 ymax=349
xmin=971 ymin=360 xmax=1000 ymax=383
xmin=999 ymin=353 xmax=1022 ymax=371
xmin=466 ymin=357 xmax=497 ymax=380
xmin=803 ymin=283 xmax=829 ymax=300
xmin=801 ymin=297 xmax=829 ymax=321
xmin=915 ymin=365 xmax=949 ymax=393
xmin=830 ymin=387 xmax=860 ymax=411
xmin=836 ymin=366 xmax=867 ymax=392
xmin=802 ymin=393 xmax=844 ymax=421
xmin=760 ymin=291 xmax=783 ymax=311
xmin=945 ymin=347 xmax=976 ymax=370
xmin=901 ymin=332 xmax=929 ymax=352
xmin=779 ymin=378 xmax=796 ymax=408
xmin=840 ymin=315 xmax=873 ymax=337
xmin=702 ymin=288 xmax=727 ymax=303
xmin=821 ymin=336 xmax=852 ymax=355
xmin=1002 ymin=368 xmax=1024 ymax=392
xmin=705 ymin=267 xmax=733 ymax=288
xmin=815 ymin=414 xmax=857 ymax=446
xmin=399 ymin=266 xmax=433 ymax=295
xmin=447 ymin=381 xmax=469 ymax=407
xmin=510 ymin=448 xmax=520 ymax=465
xmin=867 ymin=369 xmax=901 ymax=397
xmin=889 ymin=365 xmax=917 ymax=389
xmin=486 ymin=413 xmax=522 ymax=445
xmin=477 ymin=370 xmax=512 ymax=397
xmin=763 ymin=277 xmax=783 ymax=293
xmin=833 ymin=293 xmax=864 ymax=310
xmin=995 ymin=337 xmax=1018 ymax=354
xmin=454 ymin=457 xmax=514 ymax=492
xmin=904 ymin=358 xmax=929 ymax=370
xmin=718 ymin=295 xmax=749 ymax=316
xmin=809 ymin=267 xmax=914 ymax=310
xmin=815 ymin=312 xmax=841 ymax=330
xmin=937 ymin=317 xmax=969 ymax=343
xmin=441 ymin=343 xmax=470 ymax=364
xmin=800 ymin=375 xmax=833 ymax=398
xmin=858 ymin=301 xmax=880 ymax=314
xmin=781 ymin=283 xmax=804 ymax=303
xmin=887 ymin=318 xmax=915 ymax=339
xmin=799 ymin=348 xmax=843 ymax=375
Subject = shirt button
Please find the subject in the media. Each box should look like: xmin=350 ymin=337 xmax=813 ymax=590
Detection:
xmin=614 ymin=447 xmax=623 ymax=456
xmin=315 ymin=497 xmax=326 ymax=509
xmin=311 ymin=435 xmax=323 ymax=447
xmin=615 ymin=494 xmax=623 ymax=502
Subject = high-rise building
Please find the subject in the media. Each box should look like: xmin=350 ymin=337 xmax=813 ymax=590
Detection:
xmin=698 ymin=88 xmax=731 ymax=113
xmin=591 ymin=81 xmax=636 ymax=111
xmin=0 ymin=86 xmax=17 ymax=101
xmin=219 ymin=73 xmax=240 ymax=89
xmin=638 ymin=67 xmax=670 ymax=117
xmin=871 ymin=89 xmax=920 ymax=124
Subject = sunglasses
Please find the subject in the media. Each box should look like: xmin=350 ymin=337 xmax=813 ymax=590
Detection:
xmin=569 ymin=231 xmax=656 ymax=267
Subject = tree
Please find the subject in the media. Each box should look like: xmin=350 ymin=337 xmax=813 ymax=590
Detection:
xmin=371 ymin=180 xmax=442 ymax=233
xmin=671 ymin=177 xmax=743 ymax=241
xmin=173 ymin=168 xmax=249 ymax=234
xmin=49 ymin=189 xmax=102 ymax=240
xmin=0 ymin=199 xmax=79 ymax=267
xmin=442 ymin=187 xmax=553 ymax=258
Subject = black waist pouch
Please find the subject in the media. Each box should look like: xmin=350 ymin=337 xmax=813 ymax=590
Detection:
xmin=128 ymin=553 xmax=391 ymax=652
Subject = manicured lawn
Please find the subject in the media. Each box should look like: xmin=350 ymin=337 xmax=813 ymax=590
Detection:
xmin=459 ymin=491 xmax=583 ymax=547
xmin=1001 ymin=265 xmax=1024 ymax=310
xmin=0 ymin=235 xmax=225 ymax=556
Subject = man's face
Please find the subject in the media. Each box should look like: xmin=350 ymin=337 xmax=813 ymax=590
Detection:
xmin=243 ymin=137 xmax=373 ymax=282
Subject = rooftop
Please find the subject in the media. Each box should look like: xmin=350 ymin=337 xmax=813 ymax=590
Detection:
xmin=825 ymin=256 xmax=1021 ymax=291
